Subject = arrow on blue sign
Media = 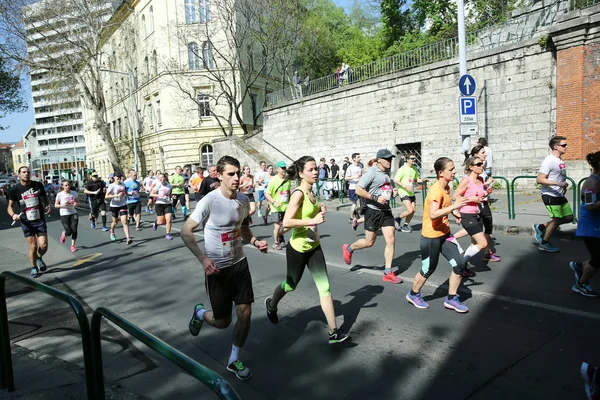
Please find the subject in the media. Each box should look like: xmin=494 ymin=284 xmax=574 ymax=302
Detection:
xmin=459 ymin=74 xmax=477 ymax=96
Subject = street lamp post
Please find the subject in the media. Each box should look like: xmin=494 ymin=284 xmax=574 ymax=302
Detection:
xmin=100 ymin=68 xmax=138 ymax=173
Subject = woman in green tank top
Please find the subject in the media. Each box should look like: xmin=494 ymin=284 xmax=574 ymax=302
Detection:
xmin=264 ymin=156 xmax=350 ymax=344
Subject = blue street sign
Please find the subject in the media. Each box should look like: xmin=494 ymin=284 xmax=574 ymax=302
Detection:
xmin=459 ymin=97 xmax=477 ymax=123
xmin=459 ymin=74 xmax=477 ymax=96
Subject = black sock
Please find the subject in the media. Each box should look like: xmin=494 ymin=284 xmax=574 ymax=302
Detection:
xmin=410 ymin=290 xmax=419 ymax=296
xmin=102 ymin=215 xmax=107 ymax=226
xmin=541 ymin=240 xmax=549 ymax=245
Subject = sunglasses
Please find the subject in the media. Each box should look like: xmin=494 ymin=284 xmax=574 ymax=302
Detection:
xmin=472 ymin=162 xmax=484 ymax=167
xmin=557 ymin=144 xmax=567 ymax=148
xmin=409 ymin=157 xmax=417 ymax=160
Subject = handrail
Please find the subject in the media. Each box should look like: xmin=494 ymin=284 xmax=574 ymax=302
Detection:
xmin=0 ymin=271 xmax=94 ymax=399
xmin=491 ymin=176 xmax=512 ymax=218
xmin=510 ymin=175 xmax=577 ymax=222
xmin=577 ymin=177 xmax=586 ymax=206
xmin=91 ymin=307 xmax=240 ymax=400
xmin=315 ymin=178 xmax=345 ymax=203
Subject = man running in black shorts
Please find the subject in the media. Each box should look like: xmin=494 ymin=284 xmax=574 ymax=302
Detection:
xmin=85 ymin=172 xmax=108 ymax=231
xmin=182 ymin=155 xmax=267 ymax=381
xmin=8 ymin=166 xmax=51 ymax=278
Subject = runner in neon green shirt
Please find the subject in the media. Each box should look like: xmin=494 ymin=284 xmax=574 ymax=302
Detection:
xmin=170 ymin=166 xmax=187 ymax=219
xmin=393 ymin=154 xmax=427 ymax=233
xmin=265 ymin=161 xmax=291 ymax=250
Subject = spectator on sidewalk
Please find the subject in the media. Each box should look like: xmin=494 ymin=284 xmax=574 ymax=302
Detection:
xmin=330 ymin=159 xmax=340 ymax=198
xmin=342 ymin=156 xmax=350 ymax=195
xmin=316 ymin=158 xmax=330 ymax=201
xmin=478 ymin=137 xmax=493 ymax=177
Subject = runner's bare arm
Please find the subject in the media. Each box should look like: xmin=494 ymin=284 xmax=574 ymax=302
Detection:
xmin=181 ymin=218 xmax=219 ymax=275
xmin=7 ymin=199 xmax=18 ymax=220
xmin=241 ymin=224 xmax=268 ymax=252
xmin=536 ymin=172 xmax=568 ymax=188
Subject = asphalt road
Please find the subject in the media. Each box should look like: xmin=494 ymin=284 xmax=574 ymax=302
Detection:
xmin=0 ymin=197 xmax=598 ymax=400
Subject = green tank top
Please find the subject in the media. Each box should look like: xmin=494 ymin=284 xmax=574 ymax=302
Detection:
xmin=290 ymin=188 xmax=321 ymax=253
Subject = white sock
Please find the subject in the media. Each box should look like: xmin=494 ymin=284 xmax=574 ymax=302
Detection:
xmin=463 ymin=244 xmax=481 ymax=262
xmin=229 ymin=345 xmax=241 ymax=365
xmin=195 ymin=308 xmax=206 ymax=320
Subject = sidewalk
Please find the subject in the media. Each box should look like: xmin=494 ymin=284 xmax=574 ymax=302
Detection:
xmin=324 ymin=188 xmax=578 ymax=238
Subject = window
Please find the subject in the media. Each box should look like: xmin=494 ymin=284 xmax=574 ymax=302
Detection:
xmin=149 ymin=6 xmax=154 ymax=33
xmin=201 ymin=144 xmax=213 ymax=167
xmin=197 ymin=94 xmax=210 ymax=117
xmin=117 ymin=118 xmax=122 ymax=138
xmin=141 ymin=14 xmax=146 ymax=37
xmin=144 ymin=56 xmax=150 ymax=80
xmin=156 ymin=100 xmax=162 ymax=125
xmin=133 ymin=67 xmax=139 ymax=89
xmin=18 ymin=155 xmax=22 ymax=163
xmin=188 ymin=42 xmax=200 ymax=70
xmin=202 ymin=41 xmax=214 ymax=68
xmin=199 ymin=0 xmax=211 ymax=22
xmin=152 ymin=50 xmax=158 ymax=76
xmin=148 ymin=103 xmax=154 ymax=130
xmin=185 ymin=0 xmax=197 ymax=24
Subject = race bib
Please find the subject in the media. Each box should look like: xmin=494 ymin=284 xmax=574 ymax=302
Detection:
xmin=407 ymin=179 xmax=415 ymax=193
xmin=306 ymin=225 xmax=319 ymax=243
xmin=23 ymin=193 xmax=41 ymax=221
xmin=221 ymin=229 xmax=242 ymax=258
xmin=381 ymin=184 xmax=393 ymax=201
xmin=280 ymin=190 xmax=290 ymax=203
xmin=158 ymin=187 xmax=171 ymax=203
xmin=62 ymin=195 xmax=76 ymax=211
xmin=131 ymin=190 xmax=140 ymax=199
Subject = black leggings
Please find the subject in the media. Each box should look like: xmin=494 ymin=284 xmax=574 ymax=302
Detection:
xmin=60 ymin=214 xmax=79 ymax=239
xmin=420 ymin=234 xmax=465 ymax=278
xmin=583 ymin=237 xmax=600 ymax=269
xmin=281 ymin=244 xmax=331 ymax=296
xmin=480 ymin=201 xmax=493 ymax=235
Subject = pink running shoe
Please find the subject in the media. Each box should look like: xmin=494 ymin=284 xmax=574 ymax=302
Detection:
xmin=70 ymin=245 xmax=77 ymax=253
xmin=60 ymin=232 xmax=66 ymax=244
xmin=342 ymin=244 xmax=353 ymax=265
xmin=483 ymin=253 xmax=501 ymax=262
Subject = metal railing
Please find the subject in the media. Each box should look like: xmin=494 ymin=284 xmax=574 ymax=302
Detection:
xmin=91 ymin=307 xmax=240 ymax=400
xmin=0 ymin=271 xmax=95 ymax=398
xmin=510 ymin=175 xmax=577 ymax=222
xmin=570 ymin=0 xmax=599 ymax=10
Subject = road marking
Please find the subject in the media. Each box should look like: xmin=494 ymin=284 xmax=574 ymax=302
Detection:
xmin=244 ymin=245 xmax=600 ymax=321
xmin=73 ymin=252 xmax=102 ymax=267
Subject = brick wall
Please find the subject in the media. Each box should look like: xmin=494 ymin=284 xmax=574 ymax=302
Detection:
xmin=556 ymin=47 xmax=584 ymax=161
xmin=583 ymin=43 xmax=600 ymax=159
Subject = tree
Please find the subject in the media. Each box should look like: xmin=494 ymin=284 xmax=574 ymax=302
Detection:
xmin=0 ymin=57 xmax=26 ymax=130
xmin=0 ymin=0 xmax=127 ymax=172
xmin=380 ymin=0 xmax=414 ymax=48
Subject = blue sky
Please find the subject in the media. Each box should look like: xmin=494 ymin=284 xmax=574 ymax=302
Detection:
xmin=0 ymin=0 xmax=354 ymax=144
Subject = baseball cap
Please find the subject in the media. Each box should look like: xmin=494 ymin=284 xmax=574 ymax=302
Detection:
xmin=91 ymin=172 xmax=98 ymax=177
xmin=109 ymin=173 xmax=114 ymax=178
xmin=275 ymin=161 xmax=286 ymax=169
xmin=376 ymin=149 xmax=396 ymax=159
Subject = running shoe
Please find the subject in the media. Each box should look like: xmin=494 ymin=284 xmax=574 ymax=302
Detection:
xmin=342 ymin=244 xmax=353 ymax=265
xmin=60 ymin=231 xmax=66 ymax=244
xmin=110 ymin=232 xmax=116 ymax=241
xmin=165 ymin=234 xmax=173 ymax=240
xmin=382 ymin=271 xmax=402 ymax=284
xmin=145 ymin=207 xmax=150 ymax=213
xmin=172 ymin=214 xmax=177 ymax=220
xmin=444 ymin=295 xmax=468 ymax=313
xmin=127 ymin=238 xmax=133 ymax=245
xmin=36 ymin=258 xmax=47 ymax=272
xmin=263 ymin=215 xmax=268 ymax=225
xmin=394 ymin=217 xmax=402 ymax=231
xmin=581 ymin=362 xmax=599 ymax=400
xmin=400 ymin=224 xmax=412 ymax=233
xmin=483 ymin=253 xmax=501 ymax=262
xmin=406 ymin=292 xmax=429 ymax=309
xmin=101 ymin=226 xmax=109 ymax=232
xmin=257 ymin=210 xmax=262 ymax=217
xmin=152 ymin=221 xmax=157 ymax=231
xmin=265 ymin=297 xmax=278 ymax=324
xmin=91 ymin=221 xmax=96 ymax=230
xmin=70 ymin=245 xmax=77 ymax=253
xmin=227 ymin=360 xmax=252 ymax=381
xmin=572 ymin=282 xmax=599 ymax=298
xmin=189 ymin=303 xmax=204 ymax=336
xmin=184 ymin=214 xmax=190 ymax=221
xmin=272 ymin=243 xmax=282 ymax=251
xmin=135 ymin=226 xmax=142 ymax=231
xmin=462 ymin=267 xmax=476 ymax=278
xmin=569 ymin=261 xmax=584 ymax=283
xmin=328 ymin=328 xmax=350 ymax=344
xmin=532 ymin=223 xmax=544 ymax=244
xmin=539 ymin=242 xmax=559 ymax=252
xmin=30 ymin=267 xmax=40 ymax=279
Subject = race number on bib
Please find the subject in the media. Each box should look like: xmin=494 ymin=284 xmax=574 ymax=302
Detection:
xmin=131 ymin=190 xmax=140 ymax=199
xmin=306 ymin=225 xmax=319 ymax=243
xmin=221 ymin=229 xmax=242 ymax=258
xmin=280 ymin=190 xmax=290 ymax=203
xmin=23 ymin=193 xmax=41 ymax=221
xmin=381 ymin=184 xmax=393 ymax=201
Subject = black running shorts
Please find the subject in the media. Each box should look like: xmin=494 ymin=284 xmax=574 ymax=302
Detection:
xmin=205 ymin=258 xmax=254 ymax=320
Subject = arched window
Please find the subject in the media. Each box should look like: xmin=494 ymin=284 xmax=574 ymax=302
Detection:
xmin=200 ymin=144 xmax=213 ymax=167
xmin=141 ymin=14 xmax=146 ymax=37
xmin=152 ymin=50 xmax=158 ymax=76
xmin=202 ymin=41 xmax=214 ymax=69
xmin=188 ymin=42 xmax=200 ymax=70
xmin=149 ymin=6 xmax=155 ymax=33
xmin=185 ymin=0 xmax=197 ymax=24
xmin=144 ymin=56 xmax=150 ymax=79
xmin=199 ymin=0 xmax=211 ymax=23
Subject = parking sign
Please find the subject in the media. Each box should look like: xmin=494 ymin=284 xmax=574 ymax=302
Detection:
xmin=459 ymin=97 xmax=477 ymax=123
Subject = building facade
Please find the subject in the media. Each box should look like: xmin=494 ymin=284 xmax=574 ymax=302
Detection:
xmin=83 ymin=0 xmax=278 ymax=178
xmin=0 ymin=144 xmax=14 ymax=174
xmin=10 ymin=140 xmax=25 ymax=173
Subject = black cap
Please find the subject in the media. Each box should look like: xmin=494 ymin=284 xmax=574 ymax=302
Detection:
xmin=376 ymin=149 xmax=396 ymax=159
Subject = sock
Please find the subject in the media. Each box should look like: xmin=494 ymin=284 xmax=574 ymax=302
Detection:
xmin=347 ymin=244 xmax=353 ymax=253
xmin=541 ymin=240 xmax=549 ymax=245
xmin=102 ymin=215 xmax=106 ymax=226
xmin=463 ymin=244 xmax=480 ymax=262
xmin=195 ymin=308 xmax=206 ymax=320
xmin=539 ymin=224 xmax=546 ymax=230
xmin=410 ymin=290 xmax=419 ymax=296
xmin=229 ymin=345 xmax=241 ymax=365
xmin=447 ymin=294 xmax=457 ymax=300
xmin=384 ymin=268 xmax=391 ymax=275
xmin=182 ymin=206 xmax=187 ymax=215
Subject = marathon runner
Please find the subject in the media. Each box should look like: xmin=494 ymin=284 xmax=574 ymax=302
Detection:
xmin=239 ymin=165 xmax=256 ymax=219
xmin=190 ymin=166 xmax=204 ymax=203
xmin=255 ymin=161 xmax=268 ymax=218
xmin=264 ymin=156 xmax=349 ymax=344
xmin=124 ymin=169 xmax=143 ymax=231
xmin=393 ymin=153 xmax=427 ymax=233
xmin=143 ymin=170 xmax=156 ymax=214
xmin=342 ymin=149 xmax=402 ymax=284
xmin=182 ymin=155 xmax=268 ymax=381
xmin=55 ymin=180 xmax=79 ymax=252
xmin=105 ymin=172 xmax=132 ymax=244
xmin=8 ymin=166 xmax=51 ymax=278
xmin=183 ymin=166 xmax=191 ymax=215
xmin=345 ymin=153 xmax=363 ymax=230
xmin=170 ymin=166 xmax=186 ymax=220
xmin=265 ymin=161 xmax=290 ymax=250
xmin=84 ymin=172 xmax=108 ymax=231
xmin=150 ymin=173 xmax=174 ymax=240
xmin=197 ymin=164 xmax=220 ymax=202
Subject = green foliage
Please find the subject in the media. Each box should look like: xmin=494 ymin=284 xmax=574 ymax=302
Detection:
xmin=0 ymin=57 xmax=26 ymax=130
xmin=380 ymin=0 xmax=414 ymax=48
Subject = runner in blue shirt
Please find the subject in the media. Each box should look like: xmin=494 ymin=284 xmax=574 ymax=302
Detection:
xmin=124 ymin=169 xmax=142 ymax=231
